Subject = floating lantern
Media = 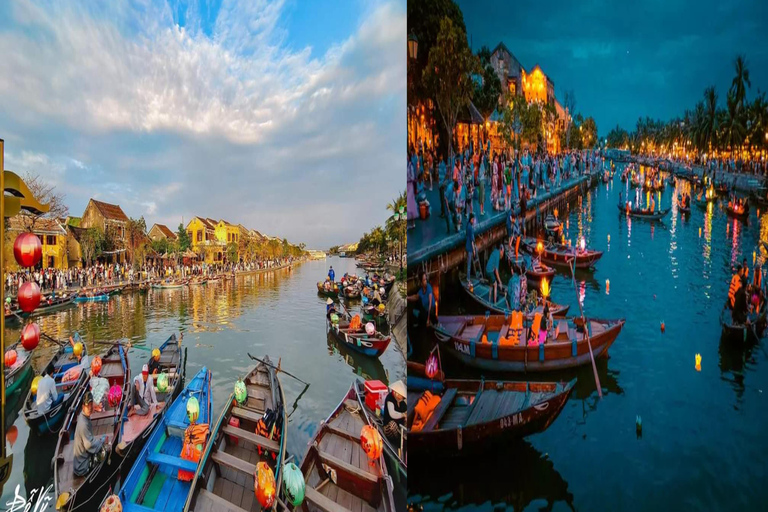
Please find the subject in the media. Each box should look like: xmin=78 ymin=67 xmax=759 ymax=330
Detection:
xmin=605 ymin=279 xmax=610 ymax=294
xmin=540 ymin=278 xmax=550 ymax=299
xmin=536 ymin=241 xmax=544 ymax=254
xmin=18 ymin=281 xmax=41 ymax=313
xmin=660 ymin=321 xmax=665 ymax=333
xmin=21 ymin=322 xmax=40 ymax=351
xmin=254 ymin=461 xmax=276 ymax=508
xmin=13 ymin=232 xmax=42 ymax=268
xmin=425 ymin=354 xmax=439 ymax=379
xmin=607 ymin=234 xmax=610 ymax=243
xmin=360 ymin=424 xmax=383 ymax=463
xmin=695 ymin=353 xmax=702 ymax=372
xmin=580 ymin=238 xmax=586 ymax=252
xmin=699 ymin=227 xmax=702 ymax=237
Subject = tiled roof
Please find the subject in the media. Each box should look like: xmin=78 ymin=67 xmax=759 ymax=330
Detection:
xmin=8 ymin=215 xmax=67 ymax=235
xmin=90 ymin=199 xmax=129 ymax=222
xmin=152 ymin=223 xmax=177 ymax=240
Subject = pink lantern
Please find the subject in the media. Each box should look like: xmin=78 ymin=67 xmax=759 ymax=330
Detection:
xmin=425 ymin=353 xmax=438 ymax=379
xmin=107 ymin=385 xmax=123 ymax=407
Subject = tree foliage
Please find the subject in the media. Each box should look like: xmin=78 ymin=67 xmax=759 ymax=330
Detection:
xmin=177 ymin=223 xmax=191 ymax=251
xmin=80 ymin=227 xmax=105 ymax=265
xmin=473 ymin=45 xmax=502 ymax=122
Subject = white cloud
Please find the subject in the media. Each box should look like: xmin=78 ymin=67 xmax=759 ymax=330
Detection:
xmin=0 ymin=0 xmax=405 ymax=248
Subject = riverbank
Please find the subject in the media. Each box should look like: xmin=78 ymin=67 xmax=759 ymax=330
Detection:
xmin=665 ymin=160 xmax=766 ymax=193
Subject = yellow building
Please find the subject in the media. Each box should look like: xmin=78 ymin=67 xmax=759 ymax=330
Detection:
xmin=186 ymin=216 xmax=224 ymax=264
xmin=5 ymin=215 xmax=69 ymax=270
xmin=215 ymin=220 xmax=240 ymax=246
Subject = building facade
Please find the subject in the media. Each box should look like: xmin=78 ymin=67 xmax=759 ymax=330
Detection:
xmin=148 ymin=223 xmax=178 ymax=242
xmin=5 ymin=216 xmax=69 ymax=270
xmin=79 ymin=198 xmax=129 ymax=263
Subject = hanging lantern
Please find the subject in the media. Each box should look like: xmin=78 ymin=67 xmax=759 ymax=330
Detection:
xmin=13 ymin=232 xmax=42 ymax=268
xmin=254 ymin=461 xmax=276 ymax=508
xmin=360 ymin=424 xmax=383 ymax=463
xmin=21 ymin=322 xmax=40 ymax=351
xmin=425 ymin=354 xmax=438 ymax=379
xmin=4 ymin=350 xmax=17 ymax=367
xmin=100 ymin=495 xmax=122 ymax=512
xmin=18 ymin=281 xmax=41 ymax=313
xmin=282 ymin=462 xmax=305 ymax=506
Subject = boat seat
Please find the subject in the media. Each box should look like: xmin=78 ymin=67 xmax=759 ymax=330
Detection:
xmin=195 ymin=488 xmax=249 ymax=512
xmin=231 ymin=406 xmax=264 ymax=423
xmin=90 ymin=410 xmax=117 ymax=421
xmin=146 ymin=452 xmax=198 ymax=473
xmin=422 ymin=388 xmax=457 ymax=432
xmin=324 ymin=424 xmax=361 ymax=443
xmin=316 ymin=449 xmax=378 ymax=484
xmin=555 ymin=320 xmax=569 ymax=341
xmin=304 ymin=485 xmax=354 ymax=512
xmin=221 ymin=424 xmax=279 ymax=452
xmin=211 ymin=449 xmax=257 ymax=476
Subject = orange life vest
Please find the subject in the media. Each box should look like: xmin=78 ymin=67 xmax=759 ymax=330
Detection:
xmin=179 ymin=423 xmax=210 ymax=481
xmin=755 ymin=268 xmax=762 ymax=290
xmin=728 ymin=274 xmax=741 ymax=308
xmin=508 ymin=311 xmax=524 ymax=345
xmin=349 ymin=314 xmax=362 ymax=331
xmin=412 ymin=391 xmax=441 ymax=432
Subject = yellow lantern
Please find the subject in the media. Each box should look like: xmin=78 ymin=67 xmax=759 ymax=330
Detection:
xmin=540 ymin=278 xmax=550 ymax=299
xmin=536 ymin=241 xmax=544 ymax=254
xmin=695 ymin=353 xmax=702 ymax=372
xmin=605 ymin=279 xmax=610 ymax=294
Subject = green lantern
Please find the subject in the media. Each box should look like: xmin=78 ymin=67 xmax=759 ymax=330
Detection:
xmin=282 ymin=462 xmax=305 ymax=506
xmin=234 ymin=379 xmax=247 ymax=405
xmin=156 ymin=372 xmax=169 ymax=393
xmin=187 ymin=396 xmax=200 ymax=424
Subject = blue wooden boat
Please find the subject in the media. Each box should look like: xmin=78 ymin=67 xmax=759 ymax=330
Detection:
xmin=118 ymin=367 xmax=212 ymax=511
xmin=73 ymin=293 xmax=110 ymax=303
xmin=23 ymin=333 xmax=89 ymax=435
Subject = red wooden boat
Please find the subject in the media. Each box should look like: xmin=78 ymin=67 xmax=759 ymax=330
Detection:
xmin=506 ymin=252 xmax=556 ymax=282
xmin=408 ymin=378 xmax=575 ymax=454
xmin=521 ymin=237 xmax=602 ymax=269
xmin=432 ymin=314 xmax=624 ymax=372
xmin=299 ymin=383 xmax=395 ymax=512
xmin=461 ymin=276 xmax=570 ymax=319
xmin=328 ymin=316 xmax=392 ymax=358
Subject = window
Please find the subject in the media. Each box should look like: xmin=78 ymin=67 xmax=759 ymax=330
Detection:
xmin=37 ymin=234 xmax=44 ymax=246
xmin=228 ymin=233 xmax=231 ymax=242
xmin=197 ymin=231 xmax=202 ymax=242
xmin=48 ymin=256 xmax=55 ymax=268
xmin=47 ymin=235 xmax=56 ymax=246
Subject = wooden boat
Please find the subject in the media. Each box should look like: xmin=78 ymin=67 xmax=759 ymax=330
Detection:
xmin=317 ymin=281 xmax=340 ymax=298
xmin=298 ymin=383 xmax=395 ymax=512
xmin=407 ymin=361 xmax=445 ymax=394
xmin=118 ymin=367 xmax=211 ymax=511
xmin=54 ymin=343 xmax=130 ymax=511
xmin=5 ymin=339 xmax=34 ymax=395
xmin=184 ymin=356 xmax=286 ymax=512
xmin=725 ymin=203 xmax=749 ymax=220
xmin=543 ymin=214 xmax=562 ymax=239
xmin=189 ymin=277 xmax=208 ymax=286
xmin=524 ymin=261 xmax=555 ymax=283
xmin=715 ymin=182 xmax=730 ymax=196
xmin=408 ymin=378 xmax=575 ymax=455
xmin=116 ymin=335 xmax=185 ymax=460
xmin=328 ymin=317 xmax=392 ymax=358
xmin=15 ymin=294 xmax=76 ymax=319
xmin=23 ymin=334 xmax=89 ymax=435
xmin=749 ymin=190 xmax=768 ymax=209
xmin=461 ymin=276 xmax=570 ymax=319
xmin=354 ymin=380 xmax=406 ymax=481
xmin=73 ymin=292 xmax=110 ymax=303
xmin=344 ymin=286 xmax=362 ymax=300
xmin=152 ymin=281 xmax=187 ymax=290
xmin=521 ymin=237 xmax=603 ymax=270
xmin=720 ymin=304 xmax=767 ymax=344
xmin=602 ymin=173 xmax=610 ymax=183
xmin=617 ymin=204 xmax=670 ymax=220
xmin=432 ymin=314 xmax=625 ymax=372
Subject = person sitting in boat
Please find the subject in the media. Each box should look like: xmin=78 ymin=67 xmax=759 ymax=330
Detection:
xmin=148 ymin=348 xmax=162 ymax=375
xmin=728 ymin=265 xmax=745 ymax=310
xmin=36 ymin=368 xmax=63 ymax=414
xmin=371 ymin=286 xmax=382 ymax=308
xmin=129 ymin=364 xmax=158 ymax=417
xmin=73 ymin=391 xmax=107 ymax=477
xmin=407 ymin=270 xmax=436 ymax=327
xmin=328 ymin=266 xmax=335 ymax=282
xmin=485 ymin=245 xmax=504 ymax=305
xmin=382 ymin=380 xmax=407 ymax=441
xmin=732 ymin=279 xmax=749 ymax=325
xmin=506 ymin=270 xmax=521 ymax=311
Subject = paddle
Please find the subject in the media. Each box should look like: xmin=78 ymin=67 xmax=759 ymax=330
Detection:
xmin=569 ymin=257 xmax=603 ymax=399
xmin=93 ymin=340 xmax=153 ymax=352
xmin=247 ymin=353 xmax=310 ymax=386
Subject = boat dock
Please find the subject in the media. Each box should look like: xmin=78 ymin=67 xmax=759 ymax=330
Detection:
xmin=407 ymin=170 xmax=601 ymax=293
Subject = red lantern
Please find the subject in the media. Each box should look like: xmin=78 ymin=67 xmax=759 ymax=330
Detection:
xmin=360 ymin=424 xmax=383 ymax=463
xmin=21 ymin=323 xmax=40 ymax=351
xmin=253 ymin=461 xmax=276 ymax=508
xmin=91 ymin=356 xmax=103 ymax=376
xmin=6 ymin=425 xmax=18 ymax=448
xmin=18 ymin=281 xmax=41 ymax=313
xmin=4 ymin=350 xmax=17 ymax=367
xmin=425 ymin=354 xmax=438 ymax=380
xmin=14 ymin=232 xmax=42 ymax=268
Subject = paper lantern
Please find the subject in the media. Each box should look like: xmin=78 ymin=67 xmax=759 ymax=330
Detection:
xmin=282 ymin=462 xmax=305 ymax=506
xmin=6 ymin=425 xmax=18 ymax=448
xmin=605 ymin=279 xmax=610 ymax=295
xmin=695 ymin=353 xmax=702 ymax=372
xmin=360 ymin=424 xmax=383 ymax=462
xmin=540 ymin=278 xmax=550 ymax=298
xmin=73 ymin=342 xmax=83 ymax=357
xmin=13 ymin=232 xmax=42 ymax=268
xmin=425 ymin=353 xmax=439 ymax=379
xmin=157 ymin=373 xmax=169 ymax=393
xmin=21 ymin=323 xmax=40 ymax=351
xmin=365 ymin=322 xmax=375 ymax=336
xmin=234 ymin=379 xmax=247 ymax=405
xmin=4 ymin=350 xmax=17 ymax=367
xmin=100 ymin=494 xmax=122 ymax=512
xmin=31 ymin=375 xmax=42 ymax=395
xmin=187 ymin=396 xmax=200 ymax=423
xmin=254 ymin=461 xmax=276 ymax=508
xmin=91 ymin=356 xmax=103 ymax=376
xmin=18 ymin=281 xmax=41 ymax=313
xmin=107 ymin=384 xmax=123 ymax=407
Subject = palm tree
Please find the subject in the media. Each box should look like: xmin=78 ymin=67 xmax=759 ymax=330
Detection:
xmin=722 ymin=91 xmax=746 ymax=151
xmin=730 ymin=55 xmax=751 ymax=111
xmin=700 ymin=86 xmax=719 ymax=151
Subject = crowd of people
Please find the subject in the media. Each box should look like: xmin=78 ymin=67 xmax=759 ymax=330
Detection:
xmin=4 ymin=257 xmax=299 ymax=295
xmin=408 ymin=139 xmax=610 ymax=235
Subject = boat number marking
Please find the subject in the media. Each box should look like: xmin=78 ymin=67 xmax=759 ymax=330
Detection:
xmin=454 ymin=342 xmax=470 ymax=355
xmin=500 ymin=413 xmax=523 ymax=429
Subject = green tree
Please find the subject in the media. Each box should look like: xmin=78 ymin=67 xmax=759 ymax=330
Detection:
xmin=80 ymin=227 xmax=105 ymax=265
xmin=126 ymin=217 xmax=147 ymax=268
xmin=151 ymin=238 xmax=169 ymax=255
xmin=226 ymin=242 xmax=238 ymax=263
xmin=473 ymin=45 xmax=502 ymax=128
xmin=582 ymin=117 xmax=598 ymax=148
xmin=499 ymin=93 xmax=526 ymax=151
xmin=730 ymin=55 xmax=751 ymax=111
xmin=423 ymin=16 xmax=480 ymax=160
xmin=177 ymin=223 xmax=191 ymax=251
xmin=702 ymin=86 xmax=719 ymax=151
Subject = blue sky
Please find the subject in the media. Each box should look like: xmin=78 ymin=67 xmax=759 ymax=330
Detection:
xmin=457 ymin=0 xmax=768 ymax=135
xmin=0 ymin=0 xmax=405 ymax=249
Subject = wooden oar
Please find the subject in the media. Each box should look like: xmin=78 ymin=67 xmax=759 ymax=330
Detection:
xmin=569 ymin=258 xmax=603 ymax=399
xmin=93 ymin=340 xmax=152 ymax=352
xmin=247 ymin=353 xmax=310 ymax=386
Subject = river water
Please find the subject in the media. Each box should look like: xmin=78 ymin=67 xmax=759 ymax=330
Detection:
xmin=409 ymin=166 xmax=768 ymax=511
xmin=1 ymin=256 xmax=406 ymax=507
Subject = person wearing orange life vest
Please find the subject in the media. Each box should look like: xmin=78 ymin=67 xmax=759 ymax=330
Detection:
xmin=728 ymin=265 xmax=745 ymax=310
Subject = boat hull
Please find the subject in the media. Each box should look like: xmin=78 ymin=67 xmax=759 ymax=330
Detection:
xmin=328 ymin=322 xmax=392 ymax=357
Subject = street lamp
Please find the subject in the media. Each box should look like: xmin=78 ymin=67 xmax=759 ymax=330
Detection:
xmin=408 ymin=32 xmax=418 ymax=60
